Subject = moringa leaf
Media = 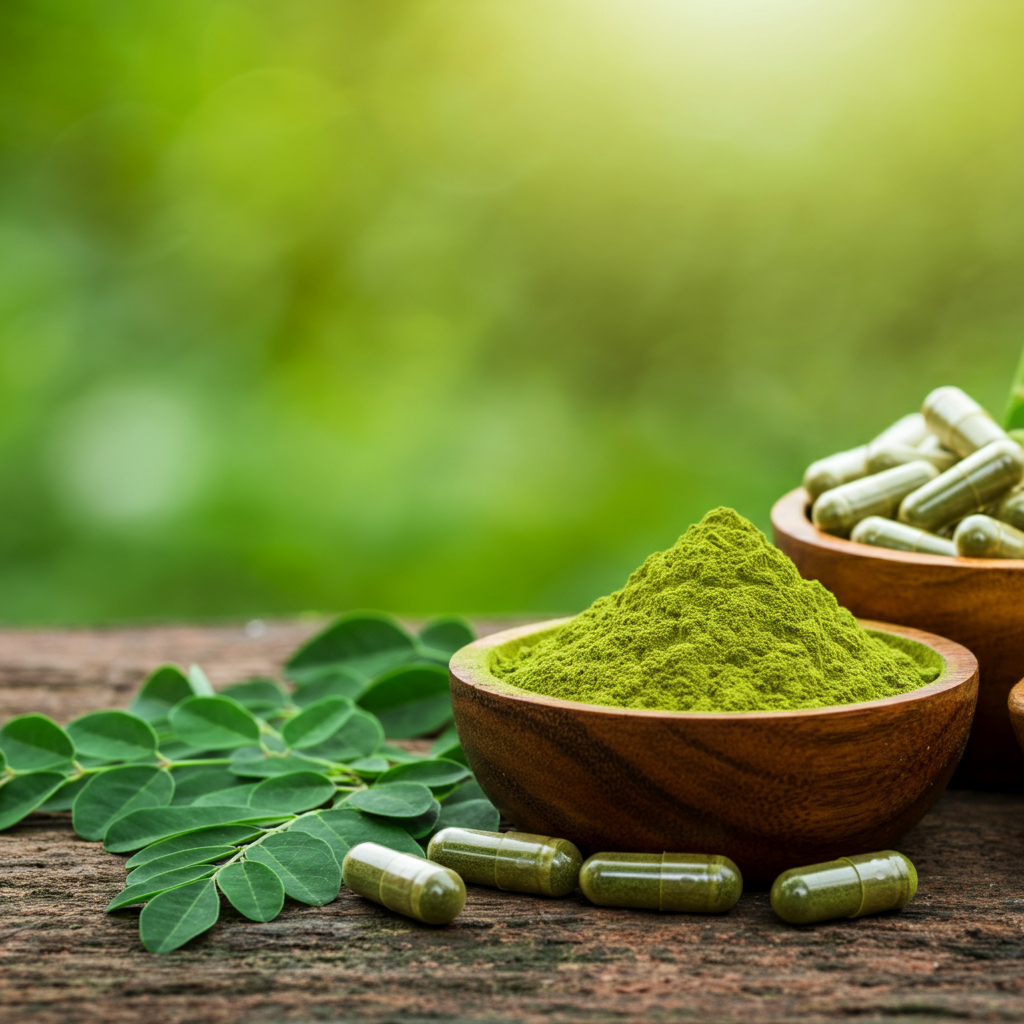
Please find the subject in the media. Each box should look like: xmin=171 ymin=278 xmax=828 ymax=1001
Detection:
xmin=171 ymin=767 xmax=240 ymax=804
xmin=285 ymin=612 xmax=416 ymax=684
xmin=169 ymin=696 xmax=261 ymax=750
xmin=292 ymin=808 xmax=423 ymax=858
xmin=129 ymin=665 xmax=196 ymax=725
xmin=217 ymin=859 xmax=284 ymax=922
xmin=344 ymin=781 xmax=435 ymax=819
xmin=417 ymin=616 xmax=475 ymax=657
xmin=291 ymin=666 xmax=365 ymax=705
xmin=192 ymin=783 xmax=259 ymax=807
xmin=104 ymin=805 xmax=285 ymax=852
xmin=299 ymin=708 xmax=383 ymax=762
xmin=139 ymin=877 xmax=220 ymax=953
xmin=387 ymin=802 xmax=441 ymax=839
xmin=435 ymin=798 xmax=500 ymax=833
xmin=377 ymin=743 xmax=426 ymax=764
xmin=281 ymin=696 xmax=353 ymax=749
xmin=357 ymin=665 xmax=452 ymax=739
xmin=376 ymin=758 xmax=471 ymax=792
xmin=247 ymin=771 xmax=334 ymax=814
xmin=442 ymin=779 xmax=489 ymax=805
xmin=218 ymin=678 xmax=288 ymax=715
xmin=0 ymin=714 xmax=75 ymax=771
xmin=127 ymin=846 xmax=235 ymax=885
xmin=37 ymin=773 xmax=90 ymax=812
xmin=246 ymin=831 xmax=340 ymax=906
xmin=106 ymin=863 xmax=218 ymax=911
xmin=125 ymin=824 xmax=263 ymax=868
xmin=229 ymin=753 xmax=327 ymax=778
xmin=66 ymin=711 xmax=158 ymax=762
xmin=73 ymin=765 xmax=174 ymax=842
xmin=0 ymin=771 xmax=67 ymax=829
xmin=188 ymin=664 xmax=216 ymax=696
xmin=348 ymin=756 xmax=389 ymax=778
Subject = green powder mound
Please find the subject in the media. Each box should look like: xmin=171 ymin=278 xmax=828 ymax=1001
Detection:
xmin=492 ymin=507 xmax=941 ymax=712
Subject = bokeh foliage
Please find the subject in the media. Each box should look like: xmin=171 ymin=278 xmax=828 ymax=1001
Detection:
xmin=1 ymin=0 xmax=1022 ymax=623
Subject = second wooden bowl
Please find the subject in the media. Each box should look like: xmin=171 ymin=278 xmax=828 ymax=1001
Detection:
xmin=450 ymin=619 xmax=977 ymax=886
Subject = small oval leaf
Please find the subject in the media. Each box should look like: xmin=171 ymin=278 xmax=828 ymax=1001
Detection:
xmin=107 ymin=864 xmax=218 ymax=912
xmin=344 ymin=781 xmax=435 ymax=819
xmin=285 ymin=612 xmax=416 ymax=683
xmin=129 ymin=665 xmax=195 ymax=724
xmin=376 ymin=759 xmax=471 ymax=792
xmin=73 ymin=765 xmax=175 ymax=842
xmin=281 ymin=696 xmax=353 ymax=750
xmin=169 ymin=697 xmax=261 ymax=750
xmin=246 ymin=831 xmax=340 ymax=906
xmin=248 ymin=771 xmax=334 ymax=813
xmin=139 ymin=877 xmax=220 ymax=953
xmin=217 ymin=860 xmax=285 ymax=922
xmin=66 ymin=711 xmax=158 ymax=762
xmin=357 ymin=665 xmax=453 ymax=739
xmin=0 ymin=714 xmax=75 ymax=771
xmin=127 ymin=846 xmax=235 ymax=886
xmin=0 ymin=772 xmax=68 ymax=830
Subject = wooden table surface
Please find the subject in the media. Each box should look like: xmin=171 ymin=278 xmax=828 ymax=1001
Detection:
xmin=2 ymin=622 xmax=1024 ymax=1024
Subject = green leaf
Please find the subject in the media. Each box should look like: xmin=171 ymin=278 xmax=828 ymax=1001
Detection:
xmin=345 ymin=782 xmax=435 ymax=819
xmin=0 ymin=747 xmax=5 ymax=771
xmin=377 ymin=743 xmax=426 ymax=764
xmin=357 ymin=665 xmax=452 ymax=739
xmin=106 ymin=864 xmax=218 ymax=911
xmin=217 ymin=860 xmax=284 ymax=922
xmin=291 ymin=666 xmax=365 ymax=705
xmin=417 ymin=616 xmax=475 ymax=656
xmin=171 ymin=767 xmax=240 ymax=804
xmin=229 ymin=753 xmax=327 ymax=778
xmin=104 ymin=805 xmax=284 ymax=852
xmin=246 ymin=831 xmax=341 ymax=906
xmin=218 ymin=678 xmax=289 ymax=715
xmin=127 ymin=846 xmax=235 ymax=885
xmin=299 ymin=708 xmax=383 ymax=762
xmin=188 ymin=664 xmax=216 ymax=696
xmin=192 ymin=783 xmax=258 ymax=807
xmin=140 ymin=878 xmax=220 ymax=953
xmin=377 ymin=759 xmax=471 ymax=792
xmin=281 ymin=696 xmax=353 ymax=750
xmin=248 ymin=771 xmax=334 ymax=814
xmin=291 ymin=808 xmax=423 ymax=858
xmin=65 ymin=711 xmax=158 ymax=762
xmin=129 ymin=665 xmax=196 ymax=725
xmin=391 ymin=802 xmax=442 ymax=839
xmin=349 ymin=756 xmax=389 ymax=778
xmin=0 ymin=772 xmax=67 ymax=829
xmin=169 ymin=696 xmax=261 ymax=750
xmin=435 ymin=798 xmax=500 ymax=833
xmin=37 ymin=774 xmax=89 ymax=812
xmin=72 ymin=766 xmax=175 ymax=843
xmin=442 ymin=779 xmax=489 ymax=805
xmin=285 ymin=611 xmax=416 ymax=683
xmin=0 ymin=714 xmax=75 ymax=771
xmin=125 ymin=825 xmax=263 ymax=868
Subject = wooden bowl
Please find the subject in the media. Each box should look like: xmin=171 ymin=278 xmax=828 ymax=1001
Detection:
xmin=1008 ymin=680 xmax=1024 ymax=758
xmin=773 ymin=487 xmax=1024 ymax=790
xmin=449 ymin=618 xmax=977 ymax=886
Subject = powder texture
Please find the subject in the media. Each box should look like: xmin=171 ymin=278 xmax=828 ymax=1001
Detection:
xmin=492 ymin=507 xmax=939 ymax=712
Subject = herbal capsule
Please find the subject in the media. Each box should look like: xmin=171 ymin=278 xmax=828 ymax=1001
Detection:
xmin=866 ymin=441 xmax=957 ymax=475
xmin=427 ymin=827 xmax=582 ymax=897
xmin=342 ymin=841 xmax=466 ymax=924
xmin=990 ymin=484 xmax=1024 ymax=532
xmin=898 ymin=439 xmax=1024 ymax=532
xmin=922 ymin=386 xmax=1008 ymax=457
xmin=803 ymin=414 xmax=927 ymax=500
xmin=850 ymin=516 xmax=956 ymax=557
xmin=770 ymin=850 xmax=917 ymax=925
xmin=954 ymin=514 xmax=1024 ymax=559
xmin=579 ymin=852 xmax=742 ymax=913
xmin=812 ymin=461 xmax=938 ymax=537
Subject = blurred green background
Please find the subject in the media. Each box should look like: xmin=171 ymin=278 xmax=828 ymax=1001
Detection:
xmin=1 ymin=0 xmax=1022 ymax=624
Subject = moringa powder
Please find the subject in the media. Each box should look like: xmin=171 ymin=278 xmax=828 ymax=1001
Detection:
xmin=492 ymin=507 xmax=939 ymax=712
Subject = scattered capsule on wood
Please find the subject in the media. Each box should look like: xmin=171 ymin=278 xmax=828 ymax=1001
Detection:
xmin=990 ymin=484 xmax=1024 ymax=532
xmin=427 ymin=827 xmax=582 ymax=897
xmin=850 ymin=516 xmax=956 ymax=557
xmin=342 ymin=841 xmax=466 ymax=924
xmin=898 ymin=440 xmax=1024 ymax=532
xmin=954 ymin=514 xmax=1024 ymax=559
xmin=579 ymin=852 xmax=742 ymax=913
xmin=812 ymin=461 xmax=939 ymax=537
xmin=922 ymin=386 xmax=1008 ymax=457
xmin=770 ymin=851 xmax=917 ymax=925
xmin=803 ymin=414 xmax=927 ymax=500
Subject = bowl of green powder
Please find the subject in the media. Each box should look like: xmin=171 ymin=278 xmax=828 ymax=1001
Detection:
xmin=449 ymin=508 xmax=978 ymax=886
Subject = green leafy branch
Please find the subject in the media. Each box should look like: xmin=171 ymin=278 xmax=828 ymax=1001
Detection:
xmin=0 ymin=612 xmax=498 ymax=953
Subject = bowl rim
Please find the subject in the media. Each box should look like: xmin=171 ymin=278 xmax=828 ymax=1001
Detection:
xmin=772 ymin=486 xmax=1024 ymax=568
xmin=452 ymin=616 xmax=978 ymax=722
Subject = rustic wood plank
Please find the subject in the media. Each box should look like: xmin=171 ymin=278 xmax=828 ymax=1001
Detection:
xmin=1 ymin=623 xmax=1023 ymax=1023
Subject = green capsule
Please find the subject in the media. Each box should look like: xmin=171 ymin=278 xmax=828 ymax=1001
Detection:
xmin=898 ymin=439 xmax=1024 ymax=532
xmin=579 ymin=852 xmax=742 ymax=913
xmin=954 ymin=514 xmax=1024 ymax=559
xmin=850 ymin=516 xmax=956 ymax=557
xmin=866 ymin=439 xmax=957 ymax=474
xmin=812 ymin=461 xmax=938 ymax=537
xmin=803 ymin=414 xmax=927 ymax=500
xmin=922 ymin=385 xmax=1008 ymax=457
xmin=770 ymin=850 xmax=917 ymax=925
xmin=990 ymin=483 xmax=1024 ymax=532
xmin=342 ymin=841 xmax=466 ymax=924
xmin=427 ymin=827 xmax=582 ymax=897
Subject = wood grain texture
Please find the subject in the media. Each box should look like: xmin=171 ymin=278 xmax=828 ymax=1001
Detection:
xmin=772 ymin=487 xmax=1024 ymax=791
xmin=0 ymin=623 xmax=1022 ymax=1024
xmin=450 ymin=620 xmax=978 ymax=887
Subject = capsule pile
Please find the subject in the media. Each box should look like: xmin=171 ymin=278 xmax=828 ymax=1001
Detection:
xmin=804 ymin=386 xmax=1024 ymax=558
